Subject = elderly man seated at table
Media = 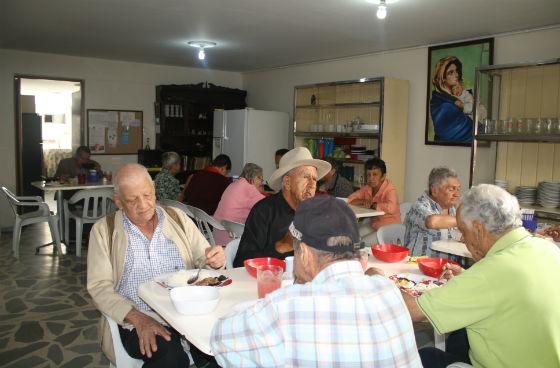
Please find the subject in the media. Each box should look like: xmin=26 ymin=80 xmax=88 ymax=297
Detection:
xmin=348 ymin=157 xmax=400 ymax=245
xmin=213 ymin=163 xmax=265 ymax=245
xmin=154 ymin=151 xmax=183 ymax=201
xmin=232 ymin=147 xmax=330 ymax=267
xmin=182 ymin=154 xmax=232 ymax=215
xmin=402 ymin=184 xmax=560 ymax=368
xmin=211 ymin=196 xmax=422 ymax=367
xmin=55 ymin=145 xmax=101 ymax=180
xmin=87 ymin=163 xmax=225 ymax=368
xmin=318 ymin=157 xmax=354 ymax=198
xmin=404 ymin=166 xmax=460 ymax=257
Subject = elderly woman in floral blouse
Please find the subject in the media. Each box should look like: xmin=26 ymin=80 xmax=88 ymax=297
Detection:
xmin=154 ymin=152 xmax=183 ymax=201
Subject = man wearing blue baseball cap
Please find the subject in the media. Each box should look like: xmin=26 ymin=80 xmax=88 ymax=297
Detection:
xmin=211 ymin=196 xmax=421 ymax=367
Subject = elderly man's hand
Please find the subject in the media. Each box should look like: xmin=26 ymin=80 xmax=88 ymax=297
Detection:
xmin=441 ymin=263 xmax=464 ymax=280
xmin=125 ymin=309 xmax=171 ymax=358
xmin=205 ymin=245 xmax=225 ymax=269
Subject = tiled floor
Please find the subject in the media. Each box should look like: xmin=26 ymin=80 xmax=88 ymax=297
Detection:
xmin=0 ymin=221 xmax=436 ymax=368
xmin=0 ymin=223 xmax=109 ymax=368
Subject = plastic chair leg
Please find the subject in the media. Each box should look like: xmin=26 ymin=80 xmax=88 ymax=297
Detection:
xmin=48 ymin=217 xmax=63 ymax=255
xmin=75 ymin=219 xmax=83 ymax=257
xmin=64 ymin=211 xmax=70 ymax=246
xmin=12 ymin=218 xmax=22 ymax=259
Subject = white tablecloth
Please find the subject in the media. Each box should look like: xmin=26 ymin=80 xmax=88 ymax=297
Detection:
xmin=138 ymin=256 xmax=433 ymax=355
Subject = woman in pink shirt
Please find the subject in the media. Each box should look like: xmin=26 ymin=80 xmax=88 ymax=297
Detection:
xmin=213 ymin=163 xmax=265 ymax=245
xmin=348 ymin=158 xmax=400 ymax=245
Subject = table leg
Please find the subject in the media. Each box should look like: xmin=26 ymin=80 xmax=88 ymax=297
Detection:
xmin=56 ymin=190 xmax=66 ymax=244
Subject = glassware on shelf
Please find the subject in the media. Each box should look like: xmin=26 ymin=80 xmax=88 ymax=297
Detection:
xmin=553 ymin=118 xmax=560 ymax=134
xmin=504 ymin=118 xmax=514 ymax=134
xmin=525 ymin=118 xmax=534 ymax=134
xmin=544 ymin=118 xmax=554 ymax=134
xmin=515 ymin=118 xmax=527 ymax=134
xmin=534 ymin=118 xmax=543 ymax=134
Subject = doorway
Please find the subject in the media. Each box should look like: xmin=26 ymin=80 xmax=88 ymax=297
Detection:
xmin=14 ymin=76 xmax=85 ymax=197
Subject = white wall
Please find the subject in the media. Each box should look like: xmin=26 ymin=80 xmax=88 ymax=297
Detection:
xmin=242 ymin=26 xmax=560 ymax=202
xmin=0 ymin=49 xmax=242 ymax=226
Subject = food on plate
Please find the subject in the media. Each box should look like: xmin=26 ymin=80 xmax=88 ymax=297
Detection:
xmin=389 ymin=274 xmax=444 ymax=297
xmin=194 ymin=275 xmax=228 ymax=286
xmin=542 ymin=224 xmax=560 ymax=242
xmin=407 ymin=256 xmax=428 ymax=264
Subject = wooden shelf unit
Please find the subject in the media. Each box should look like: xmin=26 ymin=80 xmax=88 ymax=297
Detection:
xmin=470 ymin=59 xmax=560 ymax=220
xmin=293 ymin=77 xmax=409 ymax=198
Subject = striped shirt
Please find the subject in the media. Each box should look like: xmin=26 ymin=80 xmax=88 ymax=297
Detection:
xmin=211 ymin=261 xmax=421 ymax=367
xmin=403 ymin=191 xmax=455 ymax=258
xmin=116 ymin=206 xmax=185 ymax=311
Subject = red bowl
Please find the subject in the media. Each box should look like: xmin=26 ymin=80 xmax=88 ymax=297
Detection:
xmin=417 ymin=258 xmax=460 ymax=278
xmin=244 ymin=257 xmax=286 ymax=278
xmin=371 ymin=244 xmax=409 ymax=263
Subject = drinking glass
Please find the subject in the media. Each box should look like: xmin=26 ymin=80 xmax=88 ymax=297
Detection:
xmin=534 ymin=118 xmax=543 ymax=134
xmin=515 ymin=118 xmax=526 ymax=134
xmin=525 ymin=118 xmax=534 ymax=134
xmin=257 ymin=265 xmax=283 ymax=298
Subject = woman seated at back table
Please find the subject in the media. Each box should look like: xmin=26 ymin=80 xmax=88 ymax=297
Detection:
xmin=213 ymin=163 xmax=265 ymax=245
xmin=348 ymin=157 xmax=400 ymax=245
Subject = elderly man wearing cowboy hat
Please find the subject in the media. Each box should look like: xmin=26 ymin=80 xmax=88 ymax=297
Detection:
xmin=233 ymin=147 xmax=331 ymax=267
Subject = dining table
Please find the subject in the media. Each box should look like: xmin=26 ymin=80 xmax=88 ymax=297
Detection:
xmin=138 ymin=254 xmax=445 ymax=356
xmin=31 ymin=180 xmax=114 ymax=242
xmin=431 ymin=239 xmax=472 ymax=258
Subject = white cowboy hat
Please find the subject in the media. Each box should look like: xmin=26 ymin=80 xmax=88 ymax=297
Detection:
xmin=268 ymin=147 xmax=331 ymax=191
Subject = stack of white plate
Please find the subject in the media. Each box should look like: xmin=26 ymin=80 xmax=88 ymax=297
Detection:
xmin=515 ymin=186 xmax=537 ymax=205
xmin=494 ymin=180 xmax=508 ymax=191
xmin=537 ymin=181 xmax=560 ymax=208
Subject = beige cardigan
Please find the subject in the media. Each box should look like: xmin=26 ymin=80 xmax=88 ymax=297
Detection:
xmin=86 ymin=207 xmax=212 ymax=363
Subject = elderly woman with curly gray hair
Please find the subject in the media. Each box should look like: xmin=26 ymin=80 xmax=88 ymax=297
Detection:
xmin=401 ymin=184 xmax=560 ymax=368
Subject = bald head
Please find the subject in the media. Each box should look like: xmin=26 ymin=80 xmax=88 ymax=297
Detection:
xmin=113 ymin=164 xmax=156 ymax=226
xmin=113 ymin=163 xmax=153 ymax=195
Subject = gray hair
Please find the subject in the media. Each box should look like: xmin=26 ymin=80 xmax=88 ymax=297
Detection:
xmin=240 ymin=163 xmax=263 ymax=181
xmin=161 ymin=151 xmax=181 ymax=170
xmin=428 ymin=166 xmax=458 ymax=194
xmin=113 ymin=163 xmax=153 ymax=195
xmin=460 ymin=184 xmax=522 ymax=234
xmin=293 ymin=235 xmax=361 ymax=263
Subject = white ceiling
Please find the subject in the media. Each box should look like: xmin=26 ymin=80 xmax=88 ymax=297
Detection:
xmin=1 ymin=0 xmax=559 ymax=72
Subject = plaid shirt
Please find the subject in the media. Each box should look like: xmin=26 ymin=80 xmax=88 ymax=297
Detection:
xmin=154 ymin=168 xmax=181 ymax=201
xmin=403 ymin=191 xmax=455 ymax=258
xmin=116 ymin=207 xmax=185 ymax=311
xmin=211 ymin=261 xmax=421 ymax=367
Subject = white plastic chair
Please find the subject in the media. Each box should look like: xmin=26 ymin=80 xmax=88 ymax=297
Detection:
xmin=221 ymin=219 xmax=245 ymax=239
xmin=446 ymin=363 xmax=473 ymax=368
xmin=104 ymin=314 xmax=143 ymax=368
xmin=185 ymin=205 xmax=225 ymax=246
xmin=158 ymin=199 xmax=195 ymax=219
xmin=64 ymin=188 xmax=115 ymax=257
xmin=400 ymin=202 xmax=412 ymax=223
xmin=224 ymin=238 xmax=241 ymax=269
xmin=376 ymin=223 xmax=406 ymax=245
xmin=1 ymin=186 xmax=63 ymax=258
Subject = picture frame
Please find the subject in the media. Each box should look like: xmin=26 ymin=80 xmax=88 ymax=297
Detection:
xmin=425 ymin=38 xmax=494 ymax=146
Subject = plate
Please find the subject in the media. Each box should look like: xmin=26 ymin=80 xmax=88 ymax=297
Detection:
xmin=389 ymin=273 xmax=445 ymax=298
xmin=155 ymin=269 xmax=231 ymax=288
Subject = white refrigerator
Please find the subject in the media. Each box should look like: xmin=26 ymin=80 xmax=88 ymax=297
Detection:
xmin=213 ymin=108 xmax=290 ymax=180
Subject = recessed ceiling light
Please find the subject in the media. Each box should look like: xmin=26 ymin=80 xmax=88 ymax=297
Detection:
xmin=187 ymin=41 xmax=217 ymax=61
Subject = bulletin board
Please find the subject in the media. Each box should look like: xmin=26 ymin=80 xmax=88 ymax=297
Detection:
xmin=87 ymin=109 xmax=143 ymax=155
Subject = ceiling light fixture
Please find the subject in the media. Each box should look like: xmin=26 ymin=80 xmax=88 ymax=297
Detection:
xmin=188 ymin=41 xmax=217 ymax=61
xmin=376 ymin=0 xmax=387 ymax=19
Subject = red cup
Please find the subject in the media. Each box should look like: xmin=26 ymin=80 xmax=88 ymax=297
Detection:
xmin=257 ymin=264 xmax=283 ymax=298
xmin=78 ymin=173 xmax=86 ymax=184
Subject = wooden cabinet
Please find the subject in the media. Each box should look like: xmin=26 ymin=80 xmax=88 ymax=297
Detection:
xmin=155 ymin=83 xmax=246 ymax=164
xmin=470 ymin=60 xmax=560 ymax=220
xmin=293 ymin=77 xmax=409 ymax=198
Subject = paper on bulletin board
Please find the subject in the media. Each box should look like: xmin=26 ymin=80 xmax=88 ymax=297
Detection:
xmin=121 ymin=112 xmax=135 ymax=126
xmin=107 ymin=127 xmax=117 ymax=147
xmin=89 ymin=111 xmax=109 ymax=128
xmin=106 ymin=111 xmax=118 ymax=125
xmin=89 ymin=125 xmax=106 ymax=153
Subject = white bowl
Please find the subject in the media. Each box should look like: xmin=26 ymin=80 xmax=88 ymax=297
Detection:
xmin=170 ymin=286 xmax=220 ymax=315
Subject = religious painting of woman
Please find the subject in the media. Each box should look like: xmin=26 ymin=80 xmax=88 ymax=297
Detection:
xmin=425 ymin=39 xmax=493 ymax=146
